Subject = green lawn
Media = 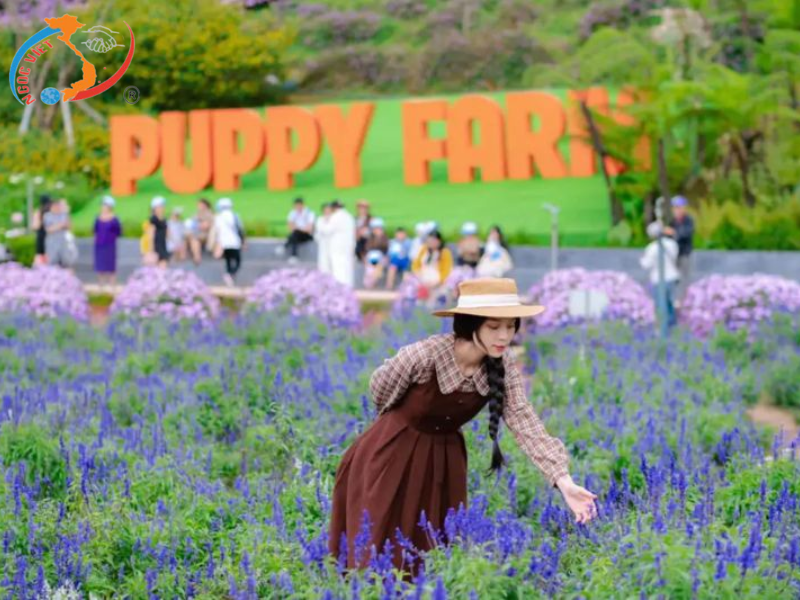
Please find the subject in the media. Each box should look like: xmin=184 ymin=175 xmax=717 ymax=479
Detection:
xmin=72 ymin=90 xmax=613 ymax=245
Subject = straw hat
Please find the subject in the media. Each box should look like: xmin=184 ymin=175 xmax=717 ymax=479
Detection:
xmin=432 ymin=278 xmax=546 ymax=319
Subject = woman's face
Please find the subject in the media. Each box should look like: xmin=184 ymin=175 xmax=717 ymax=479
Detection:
xmin=488 ymin=229 xmax=500 ymax=242
xmin=476 ymin=318 xmax=516 ymax=358
xmin=426 ymin=235 xmax=441 ymax=250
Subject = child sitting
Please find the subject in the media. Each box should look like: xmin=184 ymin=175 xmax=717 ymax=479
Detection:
xmin=386 ymin=227 xmax=412 ymax=290
xmin=363 ymin=249 xmax=386 ymax=289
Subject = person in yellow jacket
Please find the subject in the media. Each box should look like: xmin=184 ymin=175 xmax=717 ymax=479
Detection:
xmin=140 ymin=219 xmax=157 ymax=266
xmin=412 ymin=230 xmax=453 ymax=296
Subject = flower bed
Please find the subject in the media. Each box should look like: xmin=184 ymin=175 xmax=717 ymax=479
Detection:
xmin=527 ymin=267 xmax=655 ymax=329
xmin=109 ymin=267 xmax=220 ymax=323
xmin=0 ymin=263 xmax=88 ymax=321
xmin=246 ymin=267 xmax=361 ymax=328
xmin=682 ymin=274 xmax=800 ymax=337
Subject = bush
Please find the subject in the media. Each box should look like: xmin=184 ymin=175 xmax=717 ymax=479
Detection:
xmin=246 ymin=268 xmax=361 ymax=328
xmin=764 ymin=355 xmax=800 ymax=410
xmin=682 ymin=274 xmax=800 ymax=338
xmin=0 ymin=264 xmax=89 ymax=321
xmin=526 ymin=267 xmax=654 ymax=330
xmin=696 ymin=199 xmax=800 ymax=250
xmin=4 ymin=234 xmax=35 ymax=267
xmin=110 ymin=267 xmax=220 ymax=324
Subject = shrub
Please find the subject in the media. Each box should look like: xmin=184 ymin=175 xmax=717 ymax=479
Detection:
xmin=4 ymin=234 xmax=36 ymax=267
xmin=526 ymin=268 xmax=654 ymax=330
xmin=110 ymin=267 xmax=220 ymax=324
xmin=682 ymin=274 xmax=800 ymax=338
xmin=0 ymin=264 xmax=89 ymax=321
xmin=246 ymin=268 xmax=361 ymax=328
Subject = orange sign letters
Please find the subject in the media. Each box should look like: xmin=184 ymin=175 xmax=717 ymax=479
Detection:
xmin=110 ymin=89 xmax=648 ymax=196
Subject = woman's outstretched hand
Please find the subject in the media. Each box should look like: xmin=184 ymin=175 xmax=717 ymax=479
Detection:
xmin=556 ymin=475 xmax=598 ymax=524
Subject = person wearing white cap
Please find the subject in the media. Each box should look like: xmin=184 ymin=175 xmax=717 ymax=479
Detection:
xmin=148 ymin=196 xmax=170 ymax=268
xmin=212 ymin=197 xmax=245 ymax=287
xmin=457 ymin=221 xmax=482 ymax=268
xmin=329 ymin=277 xmax=597 ymax=571
xmin=94 ymin=195 xmax=122 ymax=287
xmin=640 ymin=221 xmax=680 ymax=328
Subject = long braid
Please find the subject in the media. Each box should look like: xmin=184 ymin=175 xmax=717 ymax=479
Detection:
xmin=484 ymin=355 xmax=506 ymax=473
xmin=452 ymin=314 xmax=519 ymax=474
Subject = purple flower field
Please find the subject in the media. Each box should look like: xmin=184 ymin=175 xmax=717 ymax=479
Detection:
xmin=0 ymin=274 xmax=799 ymax=597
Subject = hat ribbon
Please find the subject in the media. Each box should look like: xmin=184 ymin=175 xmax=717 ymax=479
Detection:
xmin=456 ymin=293 xmax=521 ymax=308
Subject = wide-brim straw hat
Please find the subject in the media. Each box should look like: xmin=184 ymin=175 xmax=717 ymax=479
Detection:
xmin=432 ymin=278 xmax=546 ymax=319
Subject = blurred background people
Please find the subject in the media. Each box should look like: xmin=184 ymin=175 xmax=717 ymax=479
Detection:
xmin=476 ymin=225 xmax=513 ymax=277
xmin=149 ymin=196 xmax=170 ymax=268
xmin=44 ymin=198 xmax=77 ymax=270
xmin=280 ymin=197 xmax=315 ymax=264
xmin=213 ymin=197 xmax=245 ymax=287
xmin=412 ymin=229 xmax=453 ymax=298
xmin=354 ymin=199 xmax=372 ymax=261
xmin=640 ymin=221 xmax=680 ymax=329
xmin=32 ymin=194 xmax=52 ymax=266
xmin=93 ymin=195 xmax=122 ymax=287
xmin=385 ymin=226 xmax=412 ymax=290
xmin=456 ymin=221 xmax=482 ymax=267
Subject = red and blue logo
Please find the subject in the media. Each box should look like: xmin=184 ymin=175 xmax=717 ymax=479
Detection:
xmin=9 ymin=13 xmax=134 ymax=105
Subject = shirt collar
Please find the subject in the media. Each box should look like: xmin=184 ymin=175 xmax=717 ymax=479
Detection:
xmin=434 ymin=333 xmax=490 ymax=396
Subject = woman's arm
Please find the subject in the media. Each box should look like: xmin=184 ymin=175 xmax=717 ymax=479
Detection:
xmin=501 ymin=358 xmax=570 ymax=487
xmin=369 ymin=340 xmax=427 ymax=413
xmin=503 ymin=356 xmax=598 ymax=522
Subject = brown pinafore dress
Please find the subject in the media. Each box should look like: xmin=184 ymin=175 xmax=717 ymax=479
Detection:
xmin=328 ymin=368 xmax=488 ymax=571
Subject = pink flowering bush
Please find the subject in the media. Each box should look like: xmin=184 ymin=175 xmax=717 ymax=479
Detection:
xmin=682 ymin=274 xmax=800 ymax=338
xmin=527 ymin=268 xmax=655 ymax=330
xmin=0 ymin=263 xmax=88 ymax=321
xmin=110 ymin=267 xmax=220 ymax=324
xmin=246 ymin=268 xmax=361 ymax=328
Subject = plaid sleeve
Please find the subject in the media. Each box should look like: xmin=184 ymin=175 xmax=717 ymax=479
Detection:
xmin=502 ymin=358 xmax=570 ymax=487
xmin=369 ymin=339 xmax=431 ymax=414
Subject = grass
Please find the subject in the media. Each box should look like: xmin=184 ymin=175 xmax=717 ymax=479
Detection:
xmin=71 ymin=90 xmax=615 ymax=245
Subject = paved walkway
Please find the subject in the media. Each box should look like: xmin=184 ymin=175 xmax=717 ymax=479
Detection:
xmin=74 ymin=238 xmax=800 ymax=291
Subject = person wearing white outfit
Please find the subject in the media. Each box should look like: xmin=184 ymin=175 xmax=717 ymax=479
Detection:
xmin=213 ymin=197 xmax=244 ymax=287
xmin=315 ymin=202 xmax=335 ymax=275
xmin=328 ymin=200 xmax=356 ymax=288
xmin=640 ymin=221 xmax=680 ymax=328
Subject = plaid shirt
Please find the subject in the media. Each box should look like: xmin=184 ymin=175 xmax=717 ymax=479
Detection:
xmin=369 ymin=333 xmax=570 ymax=487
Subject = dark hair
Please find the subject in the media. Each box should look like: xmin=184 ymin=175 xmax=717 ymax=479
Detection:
xmin=294 ymin=197 xmax=304 ymax=204
xmin=396 ymin=227 xmax=406 ymax=234
xmin=198 ymin=198 xmax=212 ymax=210
xmin=453 ymin=314 xmax=521 ymax=473
xmin=425 ymin=230 xmax=445 ymax=262
xmin=489 ymin=225 xmax=509 ymax=250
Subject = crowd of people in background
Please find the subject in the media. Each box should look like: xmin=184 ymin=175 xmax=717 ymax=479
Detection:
xmin=276 ymin=197 xmax=516 ymax=293
xmin=137 ymin=196 xmax=246 ymax=287
xmin=25 ymin=193 xmax=694 ymax=299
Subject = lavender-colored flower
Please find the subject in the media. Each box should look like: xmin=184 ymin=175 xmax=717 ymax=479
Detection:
xmin=0 ymin=263 xmax=89 ymax=321
xmin=109 ymin=267 xmax=220 ymax=324
xmin=527 ymin=267 xmax=655 ymax=330
xmin=246 ymin=268 xmax=361 ymax=328
xmin=681 ymin=274 xmax=800 ymax=338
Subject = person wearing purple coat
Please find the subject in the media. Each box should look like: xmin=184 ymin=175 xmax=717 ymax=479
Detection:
xmin=94 ymin=196 xmax=122 ymax=287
